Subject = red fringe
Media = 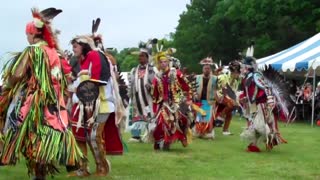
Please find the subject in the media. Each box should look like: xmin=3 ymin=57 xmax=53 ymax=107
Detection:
xmin=43 ymin=26 xmax=56 ymax=49
xmin=32 ymin=10 xmax=41 ymax=19
xmin=31 ymin=9 xmax=57 ymax=49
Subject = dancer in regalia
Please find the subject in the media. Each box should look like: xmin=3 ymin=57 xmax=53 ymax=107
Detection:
xmin=239 ymin=45 xmax=288 ymax=152
xmin=128 ymin=42 xmax=157 ymax=143
xmin=0 ymin=7 xmax=84 ymax=179
xmin=69 ymin=30 xmax=125 ymax=176
xmin=215 ymin=60 xmax=241 ymax=135
xmin=151 ymin=50 xmax=193 ymax=150
xmin=194 ymin=57 xmax=217 ymax=139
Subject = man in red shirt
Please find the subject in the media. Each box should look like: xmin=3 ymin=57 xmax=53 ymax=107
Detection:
xmin=69 ymin=35 xmax=124 ymax=176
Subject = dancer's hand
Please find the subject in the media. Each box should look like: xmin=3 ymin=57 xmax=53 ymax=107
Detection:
xmin=87 ymin=117 xmax=95 ymax=126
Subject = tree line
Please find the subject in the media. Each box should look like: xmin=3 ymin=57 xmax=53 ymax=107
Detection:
xmin=115 ymin=0 xmax=320 ymax=73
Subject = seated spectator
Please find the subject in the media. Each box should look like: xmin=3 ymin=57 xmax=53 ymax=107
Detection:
xmin=303 ymin=83 xmax=312 ymax=102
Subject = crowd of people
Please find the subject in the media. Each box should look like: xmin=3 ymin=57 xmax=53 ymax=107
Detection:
xmin=0 ymin=7 xmax=293 ymax=179
xmin=286 ymin=81 xmax=319 ymax=121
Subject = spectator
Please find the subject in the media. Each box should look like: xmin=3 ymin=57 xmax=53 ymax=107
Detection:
xmin=303 ymin=83 xmax=312 ymax=102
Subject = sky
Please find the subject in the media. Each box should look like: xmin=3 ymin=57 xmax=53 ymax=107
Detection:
xmin=0 ymin=0 xmax=190 ymax=55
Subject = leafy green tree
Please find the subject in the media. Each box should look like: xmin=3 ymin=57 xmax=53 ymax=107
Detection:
xmin=173 ymin=0 xmax=320 ymax=73
xmin=115 ymin=47 xmax=139 ymax=72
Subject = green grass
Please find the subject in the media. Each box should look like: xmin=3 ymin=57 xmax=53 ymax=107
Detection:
xmin=1 ymin=117 xmax=320 ymax=180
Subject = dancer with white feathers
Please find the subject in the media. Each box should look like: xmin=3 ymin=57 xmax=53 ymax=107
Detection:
xmin=239 ymin=44 xmax=289 ymax=152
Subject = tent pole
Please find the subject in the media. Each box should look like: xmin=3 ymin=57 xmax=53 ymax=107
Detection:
xmin=312 ymin=68 xmax=316 ymax=127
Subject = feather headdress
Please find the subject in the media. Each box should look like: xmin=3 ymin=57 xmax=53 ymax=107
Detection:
xmin=246 ymin=41 xmax=255 ymax=57
xmin=262 ymin=65 xmax=295 ymax=122
xmin=71 ymin=35 xmax=96 ymax=50
xmin=199 ymin=57 xmax=214 ymax=65
xmin=241 ymin=41 xmax=257 ymax=69
xmin=151 ymin=38 xmax=180 ymax=69
xmin=26 ymin=7 xmax=62 ymax=49
xmin=70 ymin=18 xmax=103 ymax=51
xmin=199 ymin=57 xmax=219 ymax=70
xmin=91 ymin=18 xmax=105 ymax=51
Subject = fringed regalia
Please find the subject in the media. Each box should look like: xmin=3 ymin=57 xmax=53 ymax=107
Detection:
xmin=70 ymin=20 xmax=126 ymax=162
xmin=128 ymin=63 xmax=157 ymax=141
xmin=194 ymin=74 xmax=217 ymax=137
xmin=215 ymin=70 xmax=240 ymax=134
xmin=0 ymin=41 xmax=84 ymax=174
xmin=70 ymin=49 xmax=125 ymax=155
xmin=239 ymin=59 xmax=288 ymax=152
xmin=70 ymin=30 xmax=128 ymax=176
xmin=151 ymin=68 xmax=192 ymax=150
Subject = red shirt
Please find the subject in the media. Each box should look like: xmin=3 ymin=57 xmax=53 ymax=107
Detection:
xmin=80 ymin=50 xmax=110 ymax=82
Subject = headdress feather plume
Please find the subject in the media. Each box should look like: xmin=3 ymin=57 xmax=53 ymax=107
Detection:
xmin=92 ymin=18 xmax=101 ymax=36
xmin=29 ymin=7 xmax=62 ymax=49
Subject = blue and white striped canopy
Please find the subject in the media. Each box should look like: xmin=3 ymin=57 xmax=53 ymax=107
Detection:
xmin=257 ymin=33 xmax=320 ymax=72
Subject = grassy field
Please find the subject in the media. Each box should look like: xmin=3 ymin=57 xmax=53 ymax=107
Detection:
xmin=1 ymin=117 xmax=320 ymax=180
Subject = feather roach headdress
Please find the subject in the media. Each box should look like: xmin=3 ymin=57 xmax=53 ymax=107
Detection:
xmin=70 ymin=18 xmax=103 ymax=51
xmin=138 ymin=40 xmax=153 ymax=56
xmin=199 ymin=57 xmax=214 ymax=66
xmin=241 ymin=41 xmax=257 ymax=68
xmin=130 ymin=38 xmax=157 ymax=63
xmin=91 ymin=18 xmax=105 ymax=51
xmin=151 ymin=38 xmax=179 ymax=69
xmin=199 ymin=57 xmax=219 ymax=69
xmin=26 ymin=7 xmax=62 ymax=49
xmin=153 ymin=48 xmax=178 ymax=70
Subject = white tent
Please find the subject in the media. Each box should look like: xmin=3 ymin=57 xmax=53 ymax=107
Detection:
xmin=257 ymin=33 xmax=320 ymax=126
xmin=257 ymin=33 xmax=320 ymax=72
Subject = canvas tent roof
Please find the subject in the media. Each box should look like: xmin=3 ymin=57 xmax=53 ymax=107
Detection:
xmin=257 ymin=33 xmax=320 ymax=72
